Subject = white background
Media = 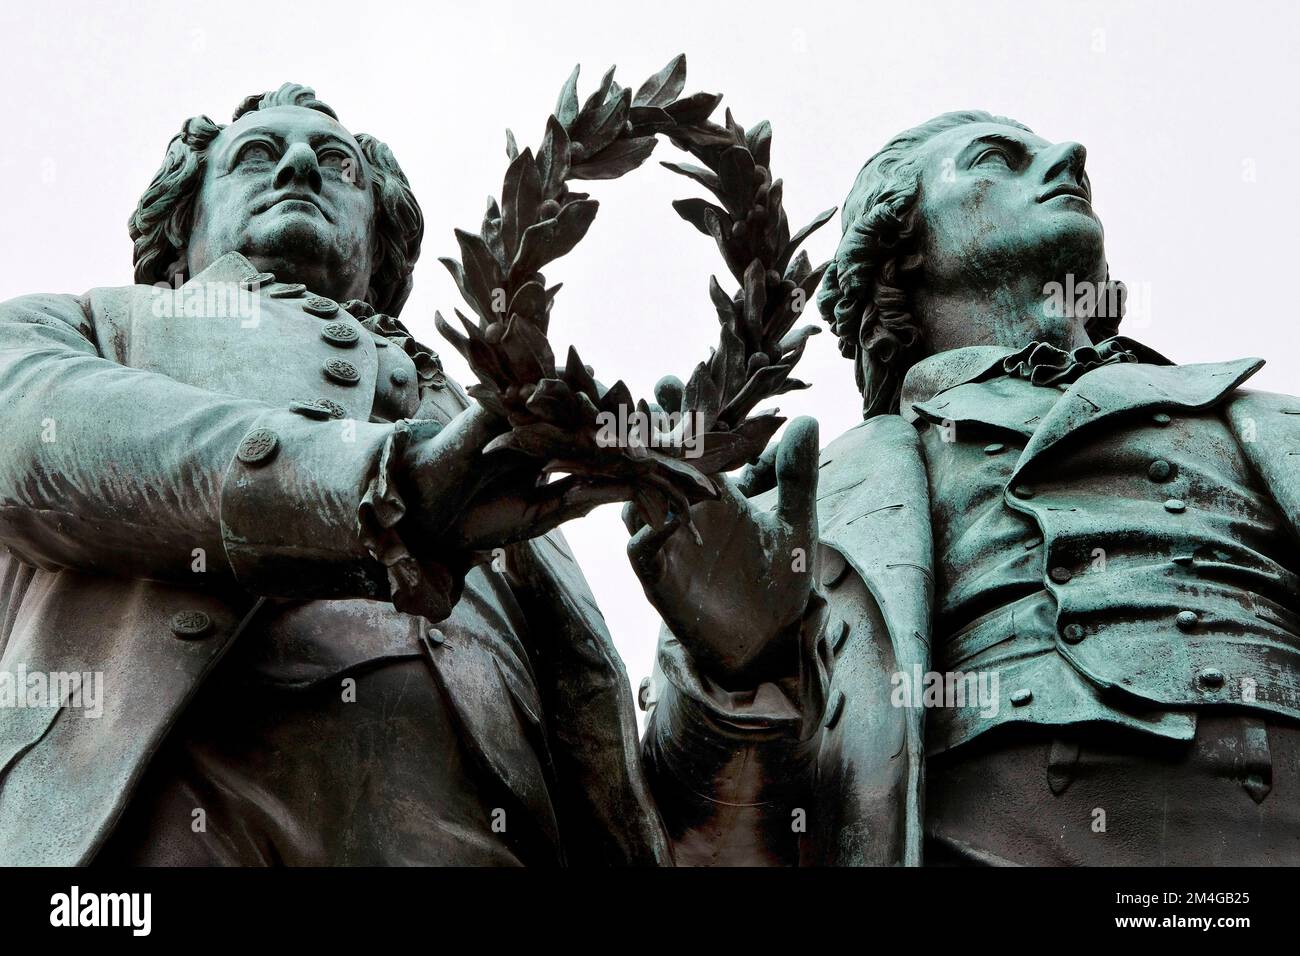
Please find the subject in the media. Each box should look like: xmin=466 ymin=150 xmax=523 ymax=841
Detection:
xmin=2 ymin=0 xmax=1296 ymax=708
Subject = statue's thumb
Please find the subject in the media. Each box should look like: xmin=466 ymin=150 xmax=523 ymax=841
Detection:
xmin=775 ymin=416 xmax=820 ymax=535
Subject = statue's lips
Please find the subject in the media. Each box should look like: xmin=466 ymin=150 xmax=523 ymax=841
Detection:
xmin=1037 ymin=184 xmax=1091 ymax=204
xmin=256 ymin=194 xmax=331 ymax=221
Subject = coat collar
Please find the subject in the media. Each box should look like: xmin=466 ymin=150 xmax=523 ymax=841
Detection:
xmin=900 ymin=336 xmax=1174 ymax=424
xmin=1014 ymin=353 xmax=1263 ymax=472
xmin=903 ymin=336 xmax=1265 ymax=479
xmin=182 ymin=250 xmax=262 ymax=286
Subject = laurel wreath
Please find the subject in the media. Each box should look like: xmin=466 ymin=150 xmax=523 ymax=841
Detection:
xmin=436 ymin=54 xmax=836 ymax=540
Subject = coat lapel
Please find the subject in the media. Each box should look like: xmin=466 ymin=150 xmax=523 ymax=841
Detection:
xmin=754 ymin=415 xmax=933 ymax=865
xmin=911 ymin=375 xmax=1057 ymax=440
xmin=1014 ymin=356 xmax=1264 ymax=475
xmin=109 ymin=252 xmax=379 ymax=421
xmin=1225 ymin=389 xmax=1300 ymax=549
xmin=505 ymin=531 xmax=673 ymax=865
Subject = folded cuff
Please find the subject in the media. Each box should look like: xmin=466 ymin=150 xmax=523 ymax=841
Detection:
xmin=358 ymin=418 xmax=463 ymax=622
xmin=220 ymin=411 xmax=459 ymax=618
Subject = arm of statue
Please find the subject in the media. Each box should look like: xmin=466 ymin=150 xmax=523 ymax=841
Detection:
xmin=630 ymin=416 xmax=827 ymax=865
xmin=0 ymin=293 xmax=607 ymax=621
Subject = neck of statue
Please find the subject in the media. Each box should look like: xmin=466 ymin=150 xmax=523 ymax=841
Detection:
xmin=915 ymin=273 xmax=1094 ymax=356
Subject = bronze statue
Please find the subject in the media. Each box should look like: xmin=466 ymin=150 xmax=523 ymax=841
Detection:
xmin=3 ymin=72 xmax=1296 ymax=868
xmin=0 ymin=82 xmax=680 ymax=865
xmin=638 ymin=110 xmax=1300 ymax=865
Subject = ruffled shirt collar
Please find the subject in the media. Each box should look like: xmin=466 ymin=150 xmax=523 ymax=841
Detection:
xmin=341 ymin=298 xmax=447 ymax=389
xmin=899 ymin=336 xmax=1173 ymax=424
xmin=1001 ymin=339 xmax=1138 ymax=386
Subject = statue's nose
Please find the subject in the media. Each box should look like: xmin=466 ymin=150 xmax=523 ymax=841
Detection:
xmin=273 ymin=142 xmax=322 ymax=193
xmin=1042 ymin=141 xmax=1088 ymax=189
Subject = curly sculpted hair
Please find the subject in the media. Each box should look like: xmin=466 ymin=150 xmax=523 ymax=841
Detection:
xmin=816 ymin=110 xmax=1124 ymax=418
xmin=127 ymin=83 xmax=424 ymax=316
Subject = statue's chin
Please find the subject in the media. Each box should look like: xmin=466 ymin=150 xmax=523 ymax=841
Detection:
xmin=1014 ymin=220 xmax=1106 ymax=285
xmin=250 ymin=212 xmax=332 ymax=256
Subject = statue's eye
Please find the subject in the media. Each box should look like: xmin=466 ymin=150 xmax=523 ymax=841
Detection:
xmin=235 ymin=142 xmax=276 ymax=165
xmin=972 ymin=147 xmax=1011 ymax=169
xmin=317 ymin=149 xmax=352 ymax=174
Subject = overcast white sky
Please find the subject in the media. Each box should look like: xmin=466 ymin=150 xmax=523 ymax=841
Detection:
xmin=2 ymin=0 xmax=1297 ymax=707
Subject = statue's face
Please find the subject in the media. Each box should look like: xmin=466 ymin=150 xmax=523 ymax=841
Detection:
xmin=913 ymin=121 xmax=1106 ymax=301
xmin=186 ymin=105 xmax=376 ymax=300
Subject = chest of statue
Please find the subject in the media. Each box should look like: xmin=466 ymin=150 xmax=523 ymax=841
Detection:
xmin=90 ymin=252 xmax=423 ymax=425
xmin=915 ymin=366 xmax=1300 ymax=748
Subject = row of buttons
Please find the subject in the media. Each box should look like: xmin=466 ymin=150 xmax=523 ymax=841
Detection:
xmin=1016 ymin=410 xmax=1226 ymax=700
xmin=1058 ymin=608 xmax=1201 ymax=645
xmin=242 ymin=272 xmax=415 ymax=389
xmin=240 ymin=272 xmax=308 ymax=300
xmin=1003 ymin=410 xmax=1200 ymax=645
xmin=167 ymin=609 xmax=449 ymax=651
xmin=1003 ymin=663 xmax=1224 ymax=711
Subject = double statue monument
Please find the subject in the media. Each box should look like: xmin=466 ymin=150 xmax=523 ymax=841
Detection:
xmin=0 ymin=66 xmax=1296 ymax=866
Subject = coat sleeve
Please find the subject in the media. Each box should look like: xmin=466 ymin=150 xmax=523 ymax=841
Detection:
xmin=0 ymin=292 xmax=456 ymax=619
xmin=639 ymin=591 xmax=828 ymax=866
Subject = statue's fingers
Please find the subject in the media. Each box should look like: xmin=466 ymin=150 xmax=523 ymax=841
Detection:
xmin=734 ymin=439 xmax=780 ymax=498
xmin=626 ymin=519 xmax=677 ymax=586
xmin=621 ymin=499 xmax=646 ymax=535
xmin=452 ymin=478 xmax=634 ymax=550
xmin=775 ymin=416 xmax=820 ymax=537
xmin=527 ymin=478 xmax=638 ymax=535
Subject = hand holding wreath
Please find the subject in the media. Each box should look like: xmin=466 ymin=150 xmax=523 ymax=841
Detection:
xmin=428 ymin=55 xmax=834 ymax=544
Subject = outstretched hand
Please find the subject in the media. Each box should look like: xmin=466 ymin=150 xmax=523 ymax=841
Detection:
xmin=624 ymin=415 xmax=821 ymax=682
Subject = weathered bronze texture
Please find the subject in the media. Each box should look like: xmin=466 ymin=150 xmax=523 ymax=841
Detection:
xmin=638 ymin=111 xmax=1300 ymax=866
xmin=2 ymin=75 xmax=1296 ymax=868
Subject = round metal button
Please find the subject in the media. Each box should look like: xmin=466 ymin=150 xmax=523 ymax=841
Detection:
xmin=1152 ymin=412 xmax=1172 ymax=426
xmin=1010 ymin=688 xmax=1033 ymax=706
xmin=323 ymin=358 xmax=360 ymax=385
xmin=1049 ymin=566 xmax=1073 ymax=584
xmin=1012 ymin=484 xmax=1035 ymax=499
xmin=321 ymin=322 xmax=359 ymax=347
xmin=1148 ymin=459 xmax=1174 ymax=482
xmin=390 ymin=367 xmax=411 ymax=387
xmin=290 ymin=398 xmax=347 ymax=420
xmin=1176 ymin=610 xmax=1200 ymax=632
xmin=1164 ymin=498 xmax=1187 ymax=514
xmin=1062 ymin=623 xmax=1086 ymax=644
xmin=240 ymin=272 xmax=275 ymax=290
xmin=268 ymin=283 xmax=307 ymax=298
xmin=237 ymin=428 xmax=279 ymax=465
xmin=304 ymin=295 xmax=340 ymax=317
xmin=984 ymin=443 xmax=1006 ymax=455
xmin=1196 ymin=667 xmax=1225 ymax=690
xmin=170 ymin=610 xmax=212 ymax=639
